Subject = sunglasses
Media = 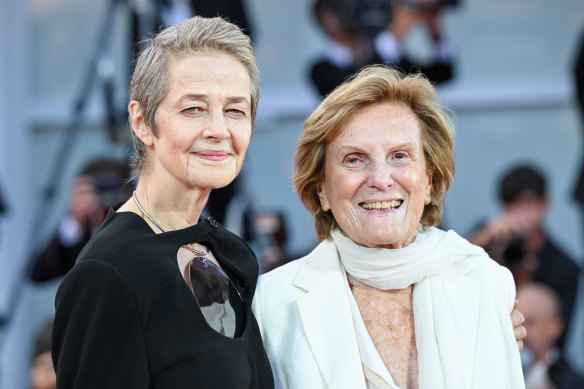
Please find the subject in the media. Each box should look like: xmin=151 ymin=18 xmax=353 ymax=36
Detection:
xmin=182 ymin=253 xmax=246 ymax=338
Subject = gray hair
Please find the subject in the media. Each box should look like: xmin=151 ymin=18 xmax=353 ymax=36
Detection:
xmin=128 ymin=16 xmax=259 ymax=181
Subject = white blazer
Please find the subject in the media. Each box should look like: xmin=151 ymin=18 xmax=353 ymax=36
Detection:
xmin=252 ymin=239 xmax=524 ymax=389
xmin=253 ymin=240 xmax=366 ymax=388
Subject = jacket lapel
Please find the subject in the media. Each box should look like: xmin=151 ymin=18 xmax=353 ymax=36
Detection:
xmin=445 ymin=275 xmax=479 ymax=388
xmin=294 ymin=240 xmax=366 ymax=389
xmin=415 ymin=267 xmax=480 ymax=389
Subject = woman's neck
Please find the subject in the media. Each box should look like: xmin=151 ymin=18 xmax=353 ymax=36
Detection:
xmin=120 ymin=178 xmax=210 ymax=232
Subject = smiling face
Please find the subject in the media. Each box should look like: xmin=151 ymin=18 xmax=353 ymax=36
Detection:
xmin=131 ymin=53 xmax=252 ymax=191
xmin=318 ymin=102 xmax=432 ymax=249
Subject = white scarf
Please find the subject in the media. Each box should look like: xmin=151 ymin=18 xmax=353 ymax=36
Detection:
xmin=331 ymin=225 xmax=486 ymax=290
xmin=331 ymin=226 xmax=524 ymax=388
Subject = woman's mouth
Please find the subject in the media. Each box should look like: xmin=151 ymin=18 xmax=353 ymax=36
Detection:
xmin=359 ymin=200 xmax=403 ymax=210
xmin=194 ymin=151 xmax=230 ymax=161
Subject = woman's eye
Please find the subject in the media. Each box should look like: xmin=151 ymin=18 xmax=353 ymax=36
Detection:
xmin=343 ymin=155 xmax=364 ymax=166
xmin=226 ymin=108 xmax=246 ymax=118
xmin=183 ymin=107 xmax=203 ymax=115
xmin=392 ymin=152 xmax=409 ymax=161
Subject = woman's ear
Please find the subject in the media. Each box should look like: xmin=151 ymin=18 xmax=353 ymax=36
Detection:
xmin=317 ymin=183 xmax=331 ymax=212
xmin=424 ymin=170 xmax=433 ymax=205
xmin=128 ymin=101 xmax=154 ymax=147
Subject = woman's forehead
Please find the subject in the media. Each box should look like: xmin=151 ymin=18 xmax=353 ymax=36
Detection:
xmin=328 ymin=103 xmax=421 ymax=146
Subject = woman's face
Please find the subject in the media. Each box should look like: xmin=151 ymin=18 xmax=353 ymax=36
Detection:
xmin=318 ymin=102 xmax=432 ymax=249
xmin=135 ymin=53 xmax=252 ymax=190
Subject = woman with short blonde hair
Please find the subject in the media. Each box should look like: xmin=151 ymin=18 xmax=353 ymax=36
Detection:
xmin=294 ymin=66 xmax=455 ymax=240
xmin=254 ymin=65 xmax=525 ymax=389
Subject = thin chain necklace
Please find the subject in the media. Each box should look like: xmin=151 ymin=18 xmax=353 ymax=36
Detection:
xmin=132 ymin=191 xmax=209 ymax=257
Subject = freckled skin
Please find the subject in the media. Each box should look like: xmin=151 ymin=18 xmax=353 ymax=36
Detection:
xmin=318 ymin=102 xmax=429 ymax=387
xmin=318 ymin=102 xmax=432 ymax=249
xmin=349 ymin=275 xmax=418 ymax=388
xmin=319 ymin=102 xmax=523 ymax=386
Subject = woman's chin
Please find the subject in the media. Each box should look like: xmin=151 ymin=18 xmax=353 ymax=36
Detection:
xmin=350 ymin=229 xmax=416 ymax=249
xmin=197 ymin=175 xmax=237 ymax=190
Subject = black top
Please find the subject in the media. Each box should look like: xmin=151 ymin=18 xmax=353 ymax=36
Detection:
xmin=532 ymin=238 xmax=580 ymax=349
xmin=52 ymin=206 xmax=274 ymax=389
xmin=310 ymin=53 xmax=454 ymax=98
xmin=549 ymin=355 xmax=584 ymax=389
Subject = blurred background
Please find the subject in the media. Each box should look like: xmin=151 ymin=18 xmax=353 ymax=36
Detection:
xmin=1 ymin=0 xmax=584 ymax=387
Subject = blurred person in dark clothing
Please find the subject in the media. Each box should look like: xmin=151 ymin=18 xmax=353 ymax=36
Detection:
xmin=309 ymin=0 xmax=456 ymax=97
xmin=499 ymin=237 xmax=540 ymax=288
xmin=190 ymin=0 xmax=253 ymax=39
xmin=30 ymin=158 xmax=130 ymax=282
xmin=517 ymin=283 xmax=584 ymax=389
xmin=157 ymin=0 xmax=254 ymax=39
xmin=251 ymin=210 xmax=314 ymax=273
xmin=468 ymin=165 xmax=580 ymax=351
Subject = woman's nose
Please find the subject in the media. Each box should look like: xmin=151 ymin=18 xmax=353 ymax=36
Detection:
xmin=367 ymin=160 xmax=394 ymax=189
xmin=203 ymin=110 xmax=230 ymax=141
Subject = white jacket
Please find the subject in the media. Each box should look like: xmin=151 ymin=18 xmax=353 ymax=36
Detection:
xmin=252 ymin=238 xmax=525 ymax=389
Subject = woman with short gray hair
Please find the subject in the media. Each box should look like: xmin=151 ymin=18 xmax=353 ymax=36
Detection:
xmin=52 ymin=16 xmax=273 ymax=389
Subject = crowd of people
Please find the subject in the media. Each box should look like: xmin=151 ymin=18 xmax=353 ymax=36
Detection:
xmin=466 ymin=165 xmax=584 ymax=388
xmin=467 ymin=166 xmax=580 ymax=349
xmin=19 ymin=1 xmax=584 ymax=389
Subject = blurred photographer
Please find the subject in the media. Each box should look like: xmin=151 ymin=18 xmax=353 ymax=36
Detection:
xmin=499 ymin=237 xmax=539 ymax=288
xmin=30 ymin=158 xmax=130 ymax=282
xmin=309 ymin=0 xmax=457 ymax=97
xmin=468 ymin=165 xmax=580 ymax=351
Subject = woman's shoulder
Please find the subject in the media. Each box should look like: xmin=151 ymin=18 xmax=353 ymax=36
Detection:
xmin=254 ymin=239 xmax=343 ymax=318
xmin=257 ymin=254 xmax=305 ymax=291
xmin=73 ymin=211 xmax=183 ymax=292
xmin=259 ymin=239 xmax=338 ymax=284
xmin=55 ymin=256 xmax=138 ymax=319
xmin=446 ymin=241 xmax=516 ymax=312
xmin=252 ymin=247 xmax=326 ymax=332
xmin=460 ymin=249 xmax=513 ymax=282
xmin=76 ymin=213 xmax=149 ymax=265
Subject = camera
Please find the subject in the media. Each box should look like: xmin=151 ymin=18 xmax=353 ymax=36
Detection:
xmin=314 ymin=0 xmax=461 ymax=40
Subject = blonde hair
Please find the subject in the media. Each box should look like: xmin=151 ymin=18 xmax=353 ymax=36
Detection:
xmin=293 ymin=65 xmax=455 ymax=240
xmin=128 ymin=16 xmax=259 ymax=180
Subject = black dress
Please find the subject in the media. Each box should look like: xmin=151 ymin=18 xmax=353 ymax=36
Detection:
xmin=52 ymin=206 xmax=274 ymax=389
